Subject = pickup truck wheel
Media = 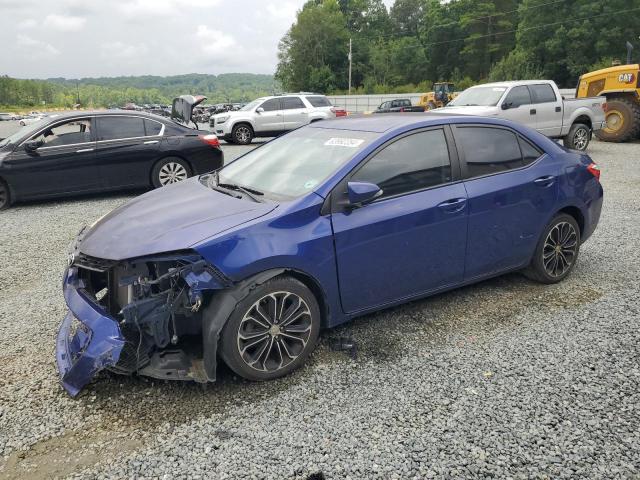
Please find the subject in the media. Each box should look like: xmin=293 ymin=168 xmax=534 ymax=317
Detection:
xmin=563 ymin=123 xmax=590 ymax=151
xmin=595 ymin=98 xmax=640 ymax=143
xmin=0 ymin=179 xmax=11 ymax=210
xmin=220 ymin=276 xmax=321 ymax=381
xmin=232 ymin=124 xmax=253 ymax=145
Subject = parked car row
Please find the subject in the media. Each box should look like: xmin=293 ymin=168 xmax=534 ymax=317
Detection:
xmin=55 ymin=112 xmax=603 ymax=397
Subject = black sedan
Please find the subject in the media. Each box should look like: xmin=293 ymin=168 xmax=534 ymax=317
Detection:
xmin=0 ymin=109 xmax=223 ymax=209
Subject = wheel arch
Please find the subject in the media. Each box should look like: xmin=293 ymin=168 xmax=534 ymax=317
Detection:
xmin=557 ymin=205 xmax=585 ymax=236
xmin=572 ymin=115 xmax=592 ymax=130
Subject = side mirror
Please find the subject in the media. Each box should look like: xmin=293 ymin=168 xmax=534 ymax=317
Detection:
xmin=256 ymin=107 xmax=264 ymax=114
xmin=24 ymin=139 xmax=43 ymax=152
xmin=501 ymin=102 xmax=514 ymax=110
xmin=347 ymin=181 xmax=383 ymax=208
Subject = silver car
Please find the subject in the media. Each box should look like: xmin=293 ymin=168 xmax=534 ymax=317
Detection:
xmin=211 ymin=94 xmax=337 ymax=144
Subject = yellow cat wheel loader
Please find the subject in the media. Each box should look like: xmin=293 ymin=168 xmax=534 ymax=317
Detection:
xmin=419 ymin=82 xmax=456 ymax=110
xmin=576 ymin=42 xmax=640 ymax=142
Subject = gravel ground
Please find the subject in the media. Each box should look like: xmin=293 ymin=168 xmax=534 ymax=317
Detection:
xmin=0 ymin=139 xmax=638 ymax=479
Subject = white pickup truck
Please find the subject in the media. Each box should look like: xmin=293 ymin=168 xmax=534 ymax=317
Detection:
xmin=434 ymin=80 xmax=606 ymax=151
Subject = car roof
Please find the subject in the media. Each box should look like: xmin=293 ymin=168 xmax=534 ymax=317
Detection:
xmin=309 ymin=112 xmax=502 ymax=133
xmin=468 ymin=80 xmax=552 ymax=89
xmin=34 ymin=109 xmax=168 ymax=121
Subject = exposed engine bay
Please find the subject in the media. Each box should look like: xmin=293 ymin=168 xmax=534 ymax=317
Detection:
xmin=73 ymin=252 xmax=230 ymax=383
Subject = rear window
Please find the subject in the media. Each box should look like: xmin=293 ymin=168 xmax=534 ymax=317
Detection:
xmin=96 ymin=116 xmax=145 ymax=141
xmin=530 ymin=84 xmax=557 ymax=103
xmin=306 ymin=96 xmax=332 ymax=107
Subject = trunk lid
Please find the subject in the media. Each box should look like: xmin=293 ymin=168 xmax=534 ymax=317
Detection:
xmin=172 ymin=95 xmax=207 ymax=126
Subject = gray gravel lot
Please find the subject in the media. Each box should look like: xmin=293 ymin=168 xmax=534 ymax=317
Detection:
xmin=0 ymin=139 xmax=639 ymax=479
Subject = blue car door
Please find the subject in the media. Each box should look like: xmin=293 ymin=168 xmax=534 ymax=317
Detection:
xmin=452 ymin=125 xmax=559 ymax=280
xmin=330 ymin=127 xmax=468 ymax=314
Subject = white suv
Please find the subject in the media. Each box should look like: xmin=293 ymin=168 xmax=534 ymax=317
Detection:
xmin=211 ymin=94 xmax=337 ymax=144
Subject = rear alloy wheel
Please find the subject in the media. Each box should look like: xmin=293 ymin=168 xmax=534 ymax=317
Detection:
xmin=0 ymin=180 xmax=10 ymax=210
xmin=563 ymin=123 xmax=590 ymax=151
xmin=152 ymin=157 xmax=191 ymax=188
xmin=220 ymin=277 xmax=320 ymax=381
xmin=524 ymin=214 xmax=581 ymax=284
xmin=232 ymin=124 xmax=253 ymax=145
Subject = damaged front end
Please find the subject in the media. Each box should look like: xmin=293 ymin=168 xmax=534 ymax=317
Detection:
xmin=56 ymin=251 xmax=230 ymax=397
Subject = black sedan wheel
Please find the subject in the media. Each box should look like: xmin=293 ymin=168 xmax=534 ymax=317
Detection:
xmin=0 ymin=179 xmax=10 ymax=210
xmin=524 ymin=213 xmax=581 ymax=284
xmin=220 ymin=276 xmax=320 ymax=381
xmin=152 ymin=157 xmax=191 ymax=188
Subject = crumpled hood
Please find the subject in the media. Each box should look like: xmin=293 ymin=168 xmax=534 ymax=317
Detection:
xmin=434 ymin=105 xmax=500 ymax=116
xmin=79 ymin=177 xmax=277 ymax=261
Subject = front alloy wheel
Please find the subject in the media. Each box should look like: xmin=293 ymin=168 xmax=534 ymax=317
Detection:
xmin=220 ymin=276 xmax=320 ymax=381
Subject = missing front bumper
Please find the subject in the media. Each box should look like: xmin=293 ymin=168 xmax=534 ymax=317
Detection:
xmin=56 ymin=268 xmax=125 ymax=397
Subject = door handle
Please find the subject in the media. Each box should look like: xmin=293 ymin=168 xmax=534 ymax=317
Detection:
xmin=144 ymin=140 xmax=159 ymax=145
xmin=530 ymin=109 xmax=537 ymax=115
xmin=534 ymin=175 xmax=555 ymax=187
xmin=437 ymin=198 xmax=467 ymax=213
xmin=76 ymin=148 xmax=94 ymax=153
xmin=555 ymin=106 xmax=561 ymax=113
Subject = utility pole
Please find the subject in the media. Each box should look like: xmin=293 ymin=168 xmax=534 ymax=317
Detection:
xmin=348 ymin=38 xmax=352 ymax=95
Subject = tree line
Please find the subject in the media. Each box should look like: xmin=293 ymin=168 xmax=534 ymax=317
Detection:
xmin=0 ymin=73 xmax=278 ymax=110
xmin=276 ymin=0 xmax=639 ymax=94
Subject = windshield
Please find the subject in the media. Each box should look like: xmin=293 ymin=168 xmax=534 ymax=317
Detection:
xmin=215 ymin=127 xmax=377 ymax=200
xmin=240 ymin=100 xmax=261 ymax=112
xmin=447 ymin=86 xmax=507 ymax=107
xmin=0 ymin=117 xmax=53 ymax=148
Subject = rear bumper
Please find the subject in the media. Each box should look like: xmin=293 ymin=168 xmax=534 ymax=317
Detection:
xmin=55 ymin=267 xmax=125 ymax=397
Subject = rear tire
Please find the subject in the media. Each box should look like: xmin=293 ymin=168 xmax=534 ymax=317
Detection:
xmin=0 ymin=179 xmax=11 ymax=210
xmin=232 ymin=124 xmax=254 ymax=145
xmin=426 ymin=101 xmax=437 ymax=110
xmin=563 ymin=123 xmax=591 ymax=151
xmin=595 ymin=97 xmax=640 ymax=143
xmin=220 ymin=276 xmax=321 ymax=381
xmin=524 ymin=213 xmax=581 ymax=284
xmin=151 ymin=157 xmax=191 ymax=188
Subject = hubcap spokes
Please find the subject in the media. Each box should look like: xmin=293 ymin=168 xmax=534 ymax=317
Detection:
xmin=237 ymin=291 xmax=312 ymax=372
xmin=159 ymin=162 xmax=187 ymax=185
xmin=236 ymin=127 xmax=250 ymax=142
xmin=543 ymin=222 xmax=577 ymax=277
xmin=574 ymin=128 xmax=588 ymax=150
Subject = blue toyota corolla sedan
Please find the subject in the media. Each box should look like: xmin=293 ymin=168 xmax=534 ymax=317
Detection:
xmin=57 ymin=114 xmax=603 ymax=396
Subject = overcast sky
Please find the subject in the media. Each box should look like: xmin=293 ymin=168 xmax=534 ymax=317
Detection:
xmin=1 ymin=0 xmax=395 ymax=79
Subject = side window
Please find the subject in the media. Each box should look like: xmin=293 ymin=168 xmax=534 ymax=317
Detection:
xmin=305 ymin=96 xmax=331 ymax=107
xmin=530 ymin=84 xmax=557 ymax=103
xmin=458 ymin=127 xmax=523 ymax=177
xmin=32 ymin=118 xmax=92 ymax=147
xmin=281 ymin=97 xmax=305 ymax=110
xmin=351 ymin=129 xmax=452 ymax=199
xmin=96 ymin=117 xmax=145 ymax=141
xmin=519 ymin=136 xmax=543 ymax=166
xmin=144 ymin=119 xmax=163 ymax=136
xmin=260 ymin=98 xmax=281 ymax=112
xmin=503 ymin=86 xmax=532 ymax=108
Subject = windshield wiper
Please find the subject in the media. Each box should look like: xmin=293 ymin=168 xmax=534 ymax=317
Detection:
xmin=210 ymin=171 xmax=264 ymax=202
xmin=217 ymin=183 xmax=264 ymax=203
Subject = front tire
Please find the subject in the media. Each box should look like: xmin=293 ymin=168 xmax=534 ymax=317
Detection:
xmin=524 ymin=214 xmax=581 ymax=284
xmin=151 ymin=157 xmax=191 ymax=188
xmin=232 ymin=124 xmax=254 ymax=145
xmin=563 ymin=123 xmax=591 ymax=151
xmin=220 ymin=276 xmax=321 ymax=381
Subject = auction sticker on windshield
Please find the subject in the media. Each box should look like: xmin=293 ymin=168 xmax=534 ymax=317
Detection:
xmin=324 ymin=138 xmax=365 ymax=148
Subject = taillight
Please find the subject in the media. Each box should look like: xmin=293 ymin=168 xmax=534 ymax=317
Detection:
xmin=587 ymin=162 xmax=601 ymax=180
xmin=399 ymin=107 xmax=405 ymax=112
xmin=199 ymin=134 xmax=220 ymax=147
xmin=602 ymin=102 xmax=609 ymax=112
